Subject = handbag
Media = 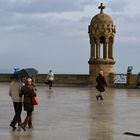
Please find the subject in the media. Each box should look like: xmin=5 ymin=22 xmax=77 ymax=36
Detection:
xmin=32 ymin=96 xmax=38 ymax=105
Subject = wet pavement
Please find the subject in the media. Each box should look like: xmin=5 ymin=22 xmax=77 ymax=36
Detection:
xmin=1 ymin=83 xmax=140 ymax=140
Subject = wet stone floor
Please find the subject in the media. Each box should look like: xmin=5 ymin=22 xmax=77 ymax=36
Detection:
xmin=0 ymin=83 xmax=140 ymax=140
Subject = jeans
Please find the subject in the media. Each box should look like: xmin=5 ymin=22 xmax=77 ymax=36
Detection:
xmin=10 ymin=102 xmax=22 ymax=127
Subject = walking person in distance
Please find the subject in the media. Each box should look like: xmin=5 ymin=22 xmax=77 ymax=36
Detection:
xmin=96 ymin=70 xmax=107 ymax=101
xmin=46 ymin=70 xmax=54 ymax=89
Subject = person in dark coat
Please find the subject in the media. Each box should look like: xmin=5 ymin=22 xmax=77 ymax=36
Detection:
xmin=19 ymin=78 xmax=37 ymax=131
xmin=96 ymin=71 xmax=107 ymax=101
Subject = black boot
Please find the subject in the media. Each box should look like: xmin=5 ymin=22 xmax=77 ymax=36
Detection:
xmin=100 ymin=95 xmax=103 ymax=100
xmin=96 ymin=95 xmax=100 ymax=101
xmin=21 ymin=123 xmax=26 ymax=131
xmin=10 ymin=124 xmax=16 ymax=131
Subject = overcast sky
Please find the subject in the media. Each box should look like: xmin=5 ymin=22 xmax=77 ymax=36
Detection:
xmin=0 ymin=0 xmax=139 ymax=74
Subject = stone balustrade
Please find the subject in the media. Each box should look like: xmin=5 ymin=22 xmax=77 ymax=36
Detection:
xmin=0 ymin=73 xmax=138 ymax=88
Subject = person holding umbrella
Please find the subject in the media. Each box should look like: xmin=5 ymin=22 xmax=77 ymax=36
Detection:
xmin=15 ymin=68 xmax=38 ymax=90
xmin=19 ymin=78 xmax=37 ymax=131
xmin=15 ymin=68 xmax=38 ymax=78
xmin=9 ymin=74 xmax=23 ymax=131
xmin=96 ymin=70 xmax=107 ymax=101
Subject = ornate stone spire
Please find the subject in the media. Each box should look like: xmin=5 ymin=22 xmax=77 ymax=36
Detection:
xmin=88 ymin=3 xmax=116 ymax=85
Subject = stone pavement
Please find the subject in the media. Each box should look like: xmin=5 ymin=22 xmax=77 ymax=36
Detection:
xmin=0 ymin=83 xmax=140 ymax=140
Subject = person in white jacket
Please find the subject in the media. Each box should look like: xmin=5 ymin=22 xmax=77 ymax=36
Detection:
xmin=9 ymin=75 xmax=23 ymax=131
xmin=46 ymin=70 xmax=54 ymax=89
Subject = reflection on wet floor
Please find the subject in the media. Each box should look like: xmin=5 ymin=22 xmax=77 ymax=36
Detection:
xmin=0 ymin=83 xmax=140 ymax=140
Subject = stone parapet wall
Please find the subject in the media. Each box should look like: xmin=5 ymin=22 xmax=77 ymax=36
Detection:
xmin=0 ymin=74 xmax=12 ymax=82
xmin=0 ymin=73 xmax=89 ymax=85
xmin=127 ymin=74 xmax=138 ymax=86
xmin=35 ymin=74 xmax=89 ymax=85
xmin=0 ymin=73 xmax=138 ymax=88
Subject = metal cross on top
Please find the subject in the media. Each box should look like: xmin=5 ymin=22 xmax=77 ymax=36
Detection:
xmin=98 ymin=3 xmax=105 ymax=13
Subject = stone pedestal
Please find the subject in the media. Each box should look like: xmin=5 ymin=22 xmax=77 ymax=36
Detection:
xmin=88 ymin=59 xmax=115 ymax=85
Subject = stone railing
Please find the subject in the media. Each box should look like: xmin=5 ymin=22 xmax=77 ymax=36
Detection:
xmin=0 ymin=73 xmax=139 ymax=88
xmin=0 ymin=73 xmax=89 ymax=86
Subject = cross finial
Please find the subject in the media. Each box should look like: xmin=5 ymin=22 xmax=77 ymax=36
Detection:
xmin=98 ymin=3 xmax=105 ymax=13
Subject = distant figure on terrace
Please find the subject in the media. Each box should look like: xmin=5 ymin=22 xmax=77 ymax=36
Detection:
xmin=96 ymin=70 xmax=107 ymax=101
xmin=45 ymin=70 xmax=54 ymax=89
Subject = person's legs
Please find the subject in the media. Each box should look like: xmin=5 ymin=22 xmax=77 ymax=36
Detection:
xmin=96 ymin=92 xmax=103 ymax=101
xmin=10 ymin=102 xmax=19 ymax=129
xmin=50 ymin=81 xmax=53 ymax=88
xmin=48 ymin=80 xmax=52 ymax=89
xmin=28 ymin=116 xmax=33 ymax=128
xmin=100 ymin=95 xmax=103 ymax=100
xmin=21 ymin=111 xmax=32 ymax=130
xmin=17 ymin=102 xmax=22 ymax=131
xmin=96 ymin=95 xmax=99 ymax=100
xmin=16 ymin=102 xmax=22 ymax=124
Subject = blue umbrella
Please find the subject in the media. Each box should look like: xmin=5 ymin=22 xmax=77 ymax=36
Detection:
xmin=15 ymin=68 xmax=38 ymax=78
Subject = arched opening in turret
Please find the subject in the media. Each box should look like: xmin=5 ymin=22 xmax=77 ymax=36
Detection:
xmin=109 ymin=37 xmax=113 ymax=59
xmin=100 ymin=36 xmax=105 ymax=59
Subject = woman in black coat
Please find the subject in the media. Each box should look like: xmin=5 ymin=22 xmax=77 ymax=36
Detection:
xmin=19 ymin=78 xmax=37 ymax=130
xmin=96 ymin=72 xmax=107 ymax=100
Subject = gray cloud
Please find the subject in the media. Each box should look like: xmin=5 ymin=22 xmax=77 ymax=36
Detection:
xmin=0 ymin=0 xmax=140 ymax=74
xmin=0 ymin=0 xmax=93 ymax=14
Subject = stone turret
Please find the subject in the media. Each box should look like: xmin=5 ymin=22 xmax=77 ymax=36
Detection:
xmin=88 ymin=3 xmax=116 ymax=85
